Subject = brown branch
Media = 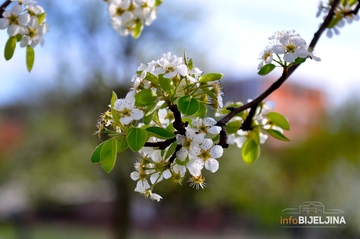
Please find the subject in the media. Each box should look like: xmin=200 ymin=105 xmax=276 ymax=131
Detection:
xmin=309 ymin=0 xmax=341 ymax=49
xmin=216 ymin=0 xmax=341 ymax=148
xmin=0 ymin=0 xmax=11 ymax=18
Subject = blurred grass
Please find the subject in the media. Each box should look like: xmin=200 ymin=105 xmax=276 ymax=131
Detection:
xmin=0 ymin=223 xmax=112 ymax=239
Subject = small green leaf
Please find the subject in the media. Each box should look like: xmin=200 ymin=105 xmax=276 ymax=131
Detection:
xmin=100 ymin=138 xmax=118 ymax=173
xmin=200 ymin=84 xmax=217 ymax=98
xmin=266 ymin=112 xmax=290 ymax=130
xmin=126 ymin=127 xmax=148 ymax=151
xmin=226 ymin=120 xmax=242 ymax=134
xmin=110 ymin=91 xmax=120 ymax=124
xmin=144 ymin=72 xmax=158 ymax=85
xmin=4 ymin=36 xmax=17 ymax=60
xmin=116 ymin=135 xmax=128 ymax=152
xmin=264 ymin=129 xmax=290 ymax=141
xmin=242 ymin=139 xmax=260 ymax=164
xmin=164 ymin=142 xmax=178 ymax=160
xmin=159 ymin=74 xmax=172 ymax=91
xmin=146 ymin=126 xmax=175 ymax=139
xmin=26 ymin=45 xmax=35 ymax=72
xmin=37 ymin=12 xmax=46 ymax=24
xmin=199 ymin=73 xmax=224 ymax=83
xmin=178 ymin=95 xmax=200 ymax=116
xmin=194 ymin=103 xmax=207 ymax=118
xmin=15 ymin=34 xmax=23 ymax=42
xmin=328 ymin=17 xmax=340 ymax=28
xmin=258 ymin=63 xmax=276 ymax=76
xmin=155 ymin=0 xmax=163 ymax=6
xmin=293 ymin=57 xmax=306 ymax=65
xmin=135 ymin=89 xmax=157 ymax=107
xmin=91 ymin=141 xmax=105 ymax=163
xmin=188 ymin=58 xmax=194 ymax=70
xmin=132 ymin=21 xmax=143 ymax=39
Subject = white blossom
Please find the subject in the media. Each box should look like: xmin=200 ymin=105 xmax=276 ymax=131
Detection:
xmin=113 ymin=91 xmax=144 ymax=125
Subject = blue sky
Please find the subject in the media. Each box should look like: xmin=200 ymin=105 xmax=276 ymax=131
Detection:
xmin=1 ymin=0 xmax=359 ymax=106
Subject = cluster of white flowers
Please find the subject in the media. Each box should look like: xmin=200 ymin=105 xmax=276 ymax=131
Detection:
xmin=316 ymin=0 xmax=359 ymax=38
xmin=104 ymin=52 xmax=226 ymax=201
xmin=105 ymin=0 xmax=159 ymax=37
xmin=0 ymin=0 xmax=49 ymax=48
xmin=129 ymin=115 xmax=223 ymax=201
xmin=258 ymin=30 xmax=320 ymax=69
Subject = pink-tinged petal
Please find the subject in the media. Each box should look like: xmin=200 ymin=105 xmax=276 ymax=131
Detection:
xmin=205 ymin=158 xmax=219 ymax=173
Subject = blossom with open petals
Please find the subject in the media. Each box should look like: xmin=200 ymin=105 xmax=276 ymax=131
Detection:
xmin=113 ymin=91 xmax=144 ymax=125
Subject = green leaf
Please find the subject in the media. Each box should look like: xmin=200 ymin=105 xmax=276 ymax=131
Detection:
xmin=258 ymin=63 xmax=276 ymax=76
xmin=159 ymin=74 xmax=172 ymax=91
xmin=135 ymin=89 xmax=157 ymax=107
xmin=91 ymin=141 xmax=105 ymax=163
xmin=110 ymin=91 xmax=120 ymax=124
xmin=187 ymin=58 xmax=194 ymax=70
xmin=293 ymin=57 xmax=306 ymax=65
xmin=116 ymin=135 xmax=128 ymax=152
xmin=26 ymin=45 xmax=35 ymax=72
xmin=126 ymin=127 xmax=148 ymax=151
xmin=178 ymin=95 xmax=200 ymax=115
xmin=144 ymin=72 xmax=158 ymax=85
xmin=328 ymin=17 xmax=340 ymax=28
xmin=265 ymin=112 xmax=290 ymax=130
xmin=194 ymin=103 xmax=207 ymax=118
xmin=199 ymin=73 xmax=224 ymax=83
xmin=226 ymin=120 xmax=242 ymax=134
xmin=155 ymin=0 xmax=163 ymax=6
xmin=264 ymin=129 xmax=290 ymax=141
xmin=164 ymin=142 xmax=178 ymax=160
xmin=4 ymin=36 xmax=17 ymax=60
xmin=242 ymin=139 xmax=260 ymax=164
xmin=100 ymin=138 xmax=118 ymax=173
xmin=15 ymin=34 xmax=23 ymax=42
xmin=146 ymin=126 xmax=175 ymax=139
xmin=132 ymin=21 xmax=143 ymax=39
xmin=37 ymin=12 xmax=46 ymax=24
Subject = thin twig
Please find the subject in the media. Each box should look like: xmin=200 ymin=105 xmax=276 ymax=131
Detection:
xmin=0 ymin=0 xmax=11 ymax=17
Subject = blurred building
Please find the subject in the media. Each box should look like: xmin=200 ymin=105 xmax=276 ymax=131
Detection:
xmin=222 ymin=77 xmax=326 ymax=146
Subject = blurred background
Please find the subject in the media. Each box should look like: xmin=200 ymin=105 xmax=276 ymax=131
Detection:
xmin=0 ymin=0 xmax=360 ymax=238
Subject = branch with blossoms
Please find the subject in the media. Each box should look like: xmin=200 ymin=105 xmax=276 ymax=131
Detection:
xmin=91 ymin=0 xmax=360 ymax=202
xmin=0 ymin=0 xmax=49 ymax=71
